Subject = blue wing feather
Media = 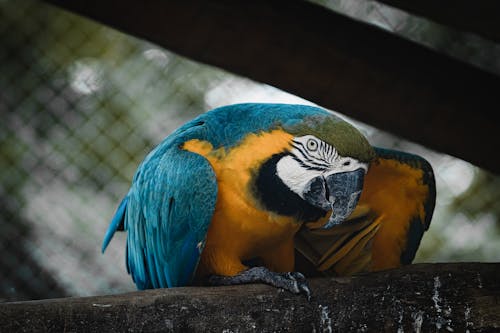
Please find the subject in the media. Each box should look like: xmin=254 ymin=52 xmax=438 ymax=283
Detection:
xmin=122 ymin=121 xmax=217 ymax=289
xmin=102 ymin=196 xmax=128 ymax=253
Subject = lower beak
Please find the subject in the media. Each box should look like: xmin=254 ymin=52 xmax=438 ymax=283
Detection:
xmin=303 ymin=168 xmax=365 ymax=229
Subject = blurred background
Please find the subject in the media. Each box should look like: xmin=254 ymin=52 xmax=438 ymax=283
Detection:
xmin=1 ymin=0 xmax=499 ymax=302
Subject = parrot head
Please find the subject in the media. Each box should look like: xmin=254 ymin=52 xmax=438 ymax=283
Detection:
xmin=255 ymin=113 xmax=375 ymax=230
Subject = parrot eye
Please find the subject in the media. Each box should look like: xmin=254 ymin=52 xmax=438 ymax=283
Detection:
xmin=343 ymin=161 xmax=351 ymax=166
xmin=306 ymin=139 xmax=318 ymax=151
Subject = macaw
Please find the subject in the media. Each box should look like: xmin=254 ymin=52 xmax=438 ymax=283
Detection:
xmin=102 ymin=103 xmax=435 ymax=297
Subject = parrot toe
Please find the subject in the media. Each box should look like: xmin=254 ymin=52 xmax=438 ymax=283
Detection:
xmin=284 ymin=271 xmax=311 ymax=300
xmin=208 ymin=266 xmax=312 ymax=299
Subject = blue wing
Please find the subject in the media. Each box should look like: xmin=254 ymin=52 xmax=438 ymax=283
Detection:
xmin=103 ymin=123 xmax=217 ymax=289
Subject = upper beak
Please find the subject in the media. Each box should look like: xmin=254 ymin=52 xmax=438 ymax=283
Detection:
xmin=303 ymin=168 xmax=365 ymax=229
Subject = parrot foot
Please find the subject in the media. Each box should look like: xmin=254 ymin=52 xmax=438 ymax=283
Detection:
xmin=208 ymin=266 xmax=311 ymax=300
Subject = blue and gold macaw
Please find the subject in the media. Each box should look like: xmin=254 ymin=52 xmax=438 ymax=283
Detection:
xmin=102 ymin=103 xmax=435 ymax=296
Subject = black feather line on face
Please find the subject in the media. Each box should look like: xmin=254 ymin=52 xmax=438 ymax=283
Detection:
xmin=251 ymin=153 xmax=327 ymax=223
xmin=291 ymin=142 xmax=310 ymax=161
xmin=290 ymin=155 xmax=325 ymax=172
xmin=291 ymin=141 xmax=331 ymax=170
xmin=320 ymin=140 xmax=338 ymax=162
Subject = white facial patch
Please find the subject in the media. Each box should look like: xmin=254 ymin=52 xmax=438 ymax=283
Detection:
xmin=276 ymin=155 xmax=323 ymax=199
xmin=276 ymin=135 xmax=368 ymax=197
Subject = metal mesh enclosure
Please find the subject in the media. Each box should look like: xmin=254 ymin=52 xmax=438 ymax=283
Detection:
xmin=1 ymin=0 xmax=499 ymax=302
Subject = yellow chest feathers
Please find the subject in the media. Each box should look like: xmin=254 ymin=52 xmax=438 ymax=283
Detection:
xmin=182 ymin=130 xmax=302 ymax=258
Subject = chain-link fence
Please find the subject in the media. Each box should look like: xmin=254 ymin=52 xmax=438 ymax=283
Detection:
xmin=1 ymin=0 xmax=500 ymax=302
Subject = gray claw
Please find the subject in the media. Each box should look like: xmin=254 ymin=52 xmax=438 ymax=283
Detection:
xmin=284 ymin=272 xmax=311 ymax=299
xmin=300 ymin=282 xmax=312 ymax=301
xmin=287 ymin=272 xmax=306 ymax=281
xmin=208 ymin=266 xmax=312 ymax=299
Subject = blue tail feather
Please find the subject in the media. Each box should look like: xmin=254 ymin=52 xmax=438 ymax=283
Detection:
xmin=102 ymin=196 xmax=128 ymax=253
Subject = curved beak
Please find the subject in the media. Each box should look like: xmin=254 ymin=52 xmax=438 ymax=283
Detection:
xmin=303 ymin=168 xmax=365 ymax=229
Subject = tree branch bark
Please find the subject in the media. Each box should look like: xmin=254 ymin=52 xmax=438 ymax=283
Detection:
xmin=41 ymin=0 xmax=500 ymax=174
xmin=1 ymin=263 xmax=499 ymax=332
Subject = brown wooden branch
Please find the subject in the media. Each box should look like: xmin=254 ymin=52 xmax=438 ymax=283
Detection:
xmin=1 ymin=263 xmax=499 ymax=332
xmin=377 ymin=0 xmax=500 ymax=44
xmin=41 ymin=0 xmax=500 ymax=174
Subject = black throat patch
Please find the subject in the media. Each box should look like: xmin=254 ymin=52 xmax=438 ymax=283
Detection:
xmin=251 ymin=153 xmax=327 ymax=223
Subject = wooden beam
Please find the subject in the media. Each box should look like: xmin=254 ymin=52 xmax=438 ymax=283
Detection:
xmin=1 ymin=263 xmax=499 ymax=332
xmin=377 ymin=0 xmax=500 ymax=44
xmin=42 ymin=0 xmax=500 ymax=173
